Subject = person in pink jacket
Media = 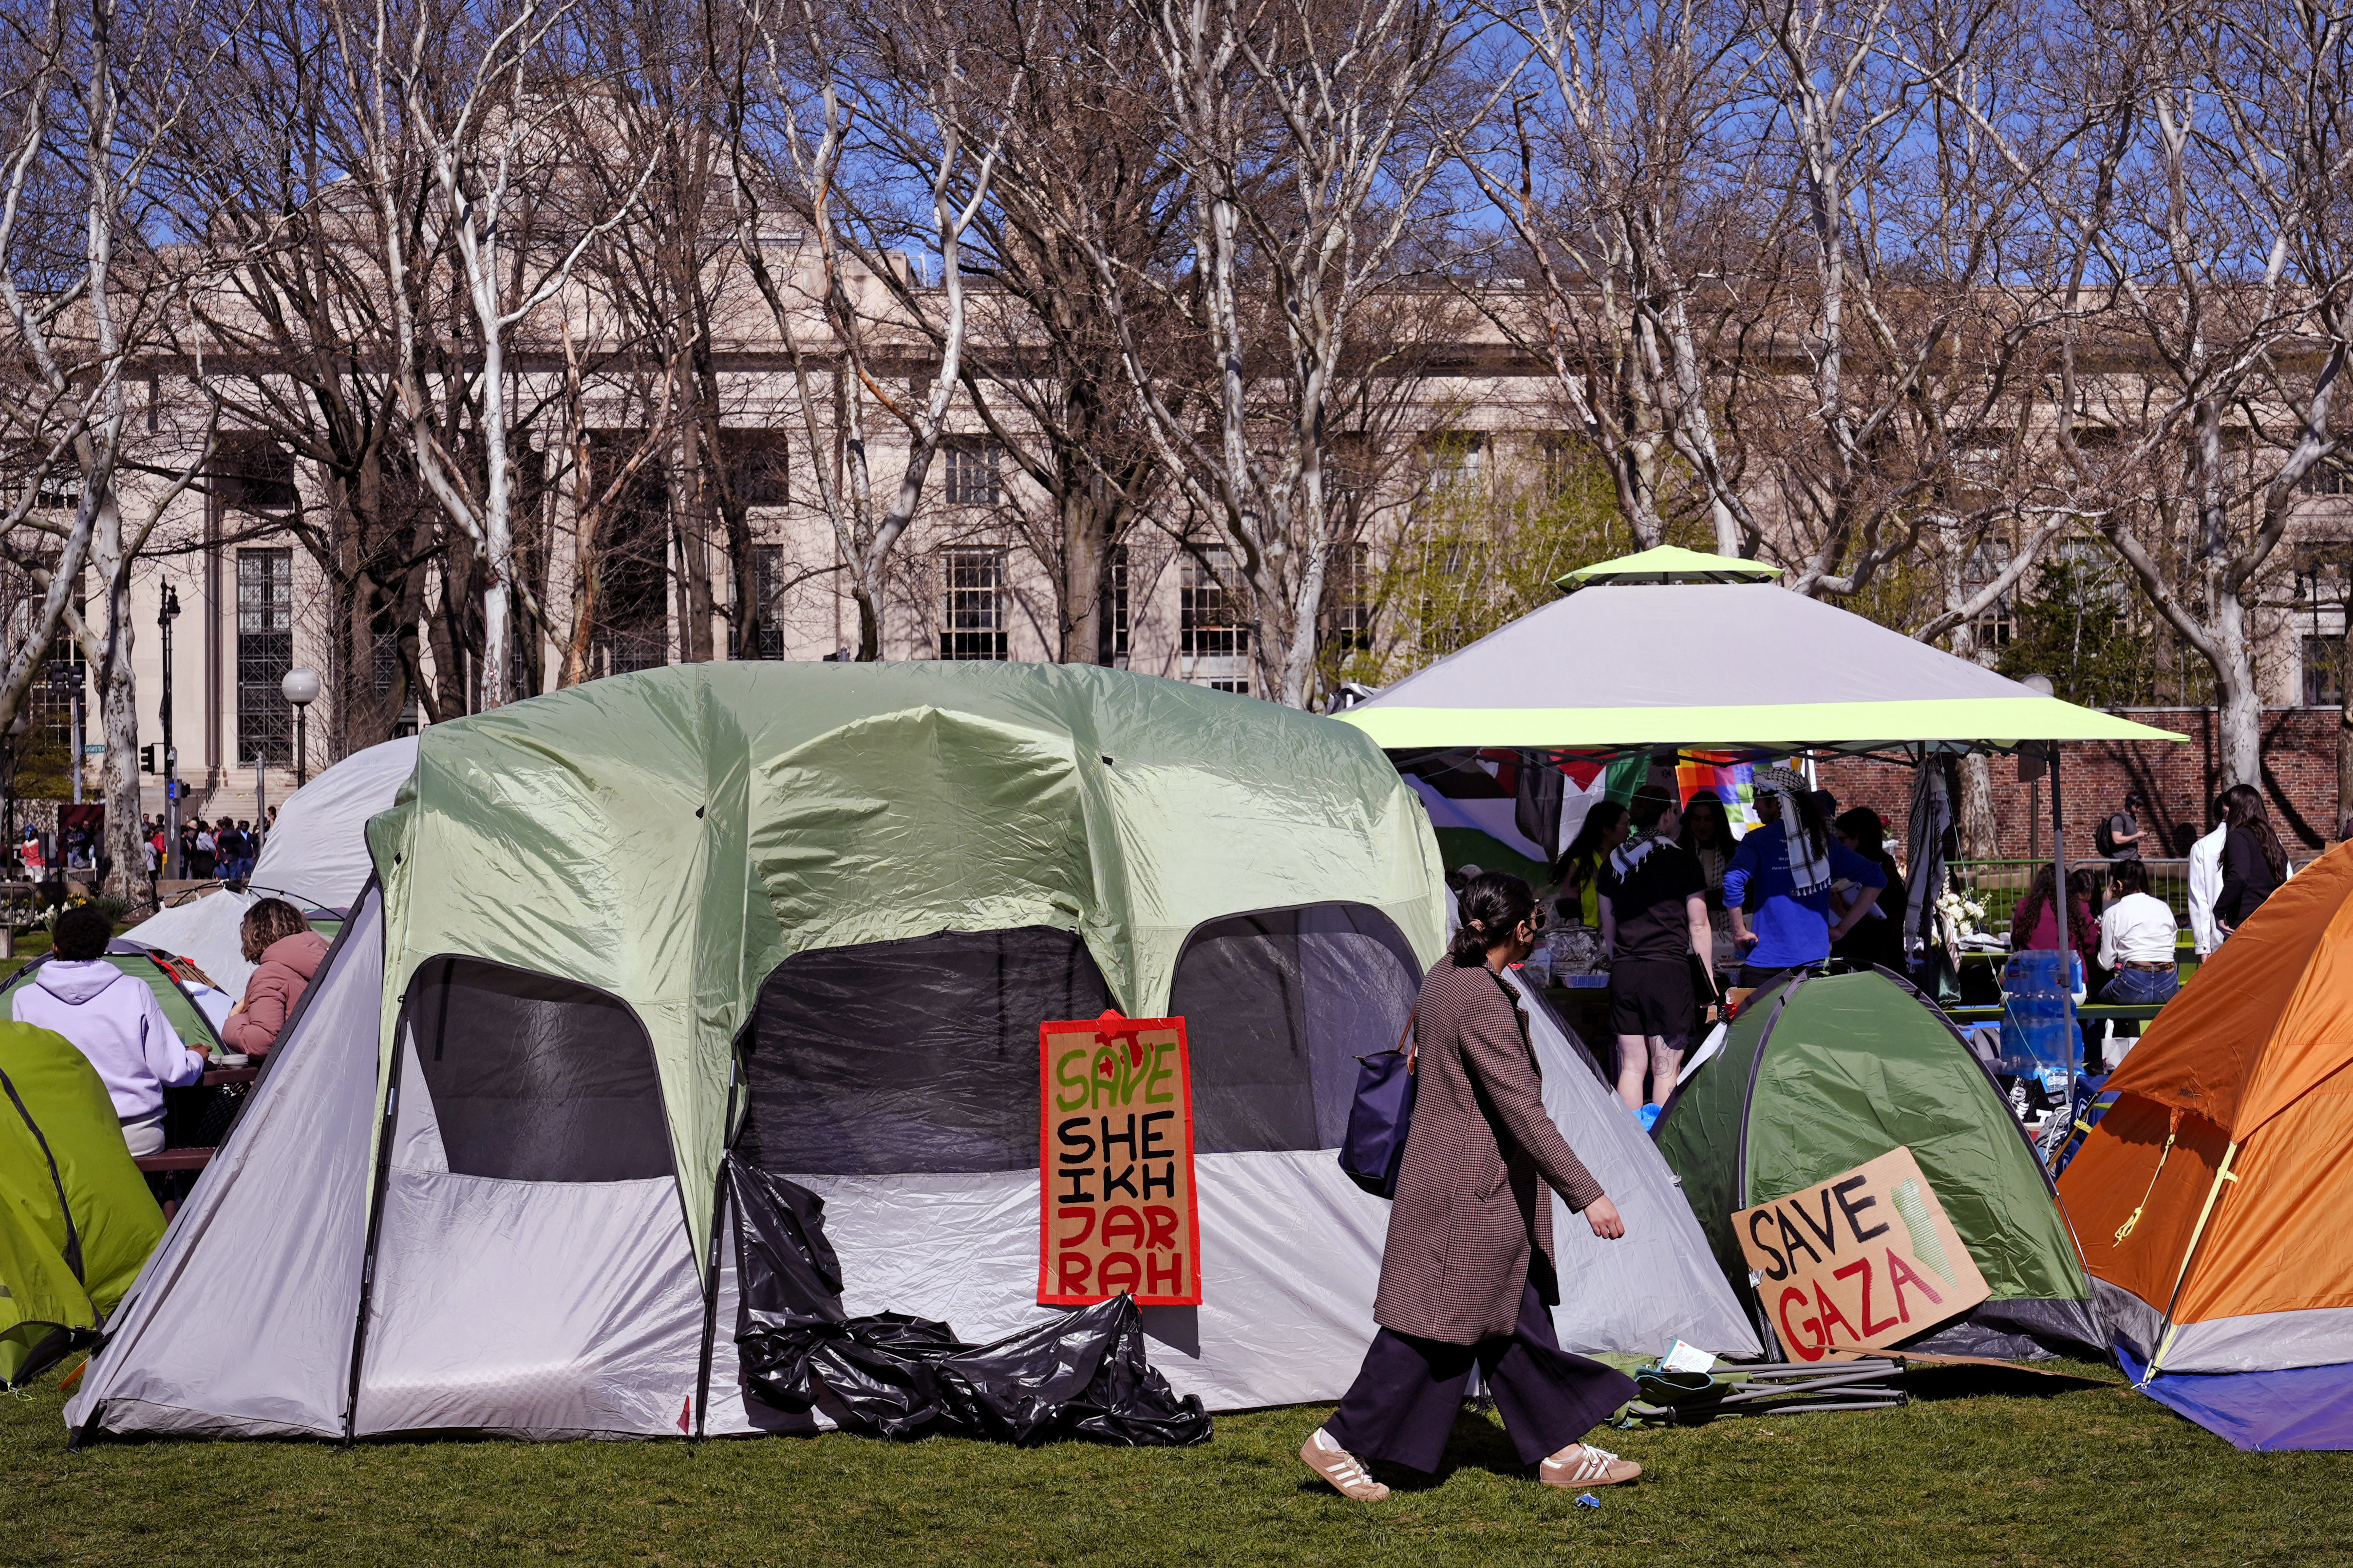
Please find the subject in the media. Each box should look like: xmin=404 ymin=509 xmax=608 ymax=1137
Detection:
xmin=222 ymin=899 xmax=330 ymax=1057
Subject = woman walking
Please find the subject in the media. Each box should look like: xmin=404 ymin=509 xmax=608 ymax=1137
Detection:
xmin=1302 ymin=872 xmax=1642 ymax=1501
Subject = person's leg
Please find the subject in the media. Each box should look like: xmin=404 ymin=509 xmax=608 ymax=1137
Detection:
xmin=1479 ymin=1277 xmax=1641 ymax=1470
xmin=1648 ymin=1034 xmax=1686 ymax=1104
xmin=1319 ymin=1327 xmax=1478 ymax=1477
xmin=1614 ymin=1038 xmax=1650 ymax=1110
xmin=121 ymin=1117 xmax=165 ymax=1157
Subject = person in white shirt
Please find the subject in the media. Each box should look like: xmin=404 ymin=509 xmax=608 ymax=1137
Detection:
xmin=2187 ymin=802 xmax=2228 ymax=957
xmin=2096 ymin=859 xmax=2179 ymax=1071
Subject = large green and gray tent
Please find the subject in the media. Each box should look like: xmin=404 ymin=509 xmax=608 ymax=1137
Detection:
xmin=67 ymin=663 xmax=1460 ymax=1440
xmin=1653 ymin=968 xmax=2100 ymax=1361
xmin=2 ymin=1022 xmax=166 ymax=1386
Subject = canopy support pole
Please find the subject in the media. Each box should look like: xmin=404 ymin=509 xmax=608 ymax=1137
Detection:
xmin=2047 ymin=750 xmax=2079 ymax=1165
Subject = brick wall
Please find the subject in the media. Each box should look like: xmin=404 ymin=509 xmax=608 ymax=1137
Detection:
xmin=1815 ymin=707 xmax=2345 ymax=860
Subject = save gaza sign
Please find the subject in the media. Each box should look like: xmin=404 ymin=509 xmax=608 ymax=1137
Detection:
xmin=1732 ymin=1146 xmax=1988 ymax=1362
xmin=1037 ymin=1014 xmax=1202 ymax=1307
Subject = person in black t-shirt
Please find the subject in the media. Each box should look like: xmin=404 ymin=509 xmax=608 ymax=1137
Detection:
xmin=1598 ymin=791 xmax=1717 ymax=1113
xmin=2104 ymin=791 xmax=2145 ymax=862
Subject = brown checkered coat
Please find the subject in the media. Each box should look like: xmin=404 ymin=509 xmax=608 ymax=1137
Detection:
xmin=1371 ymin=958 xmax=1606 ymax=1344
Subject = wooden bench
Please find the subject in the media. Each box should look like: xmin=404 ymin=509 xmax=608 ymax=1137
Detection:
xmin=133 ymin=1147 xmax=216 ymax=1173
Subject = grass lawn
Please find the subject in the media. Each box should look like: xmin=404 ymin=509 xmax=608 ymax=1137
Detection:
xmin=3 ymin=1358 xmax=2345 ymax=1567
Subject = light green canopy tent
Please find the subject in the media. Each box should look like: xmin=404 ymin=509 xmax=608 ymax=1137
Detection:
xmin=1559 ymin=543 xmax=1783 ymax=587
xmin=1338 ymin=548 xmax=2183 ymax=758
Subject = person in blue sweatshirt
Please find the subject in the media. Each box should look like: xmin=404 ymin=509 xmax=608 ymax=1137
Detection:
xmin=1723 ymin=765 xmax=1886 ymax=990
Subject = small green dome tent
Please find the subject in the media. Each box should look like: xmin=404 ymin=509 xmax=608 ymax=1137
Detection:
xmin=1653 ymin=968 xmax=2100 ymax=1361
xmin=1 ymin=1022 xmax=166 ymax=1387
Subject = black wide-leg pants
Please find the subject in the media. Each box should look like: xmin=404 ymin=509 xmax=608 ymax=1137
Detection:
xmin=1322 ymin=1276 xmax=1638 ymax=1474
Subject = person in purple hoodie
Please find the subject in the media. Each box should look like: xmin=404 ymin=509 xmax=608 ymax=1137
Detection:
xmin=11 ymin=905 xmax=202 ymax=1156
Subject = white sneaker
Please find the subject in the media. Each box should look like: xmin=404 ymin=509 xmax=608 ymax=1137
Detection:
xmin=1300 ymin=1427 xmax=1391 ymax=1501
xmin=1540 ymin=1442 xmax=1642 ymax=1487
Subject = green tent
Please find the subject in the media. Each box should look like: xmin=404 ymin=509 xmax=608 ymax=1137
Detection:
xmin=1 ymin=1022 xmax=166 ymax=1386
xmin=1653 ymin=968 xmax=2099 ymax=1361
xmin=0 ymin=942 xmax=226 ymax=1055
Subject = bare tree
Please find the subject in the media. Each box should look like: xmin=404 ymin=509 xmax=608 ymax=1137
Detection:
xmin=1458 ymin=0 xmax=1764 ymax=555
xmin=1078 ymin=0 xmax=1495 ymax=707
xmin=866 ymin=0 xmax=1189 ymax=666
xmin=2082 ymin=1 xmax=2353 ymax=788
xmin=331 ymin=0 xmax=662 ymax=711
xmin=724 ymin=0 xmax=1027 ymax=662
xmin=1 ymin=0 xmax=226 ymax=904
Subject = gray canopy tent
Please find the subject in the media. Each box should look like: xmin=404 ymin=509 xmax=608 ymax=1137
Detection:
xmin=1337 ymin=546 xmax=2186 ymax=1042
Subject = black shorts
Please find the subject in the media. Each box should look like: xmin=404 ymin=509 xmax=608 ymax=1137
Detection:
xmin=1609 ymin=956 xmax=1694 ymax=1039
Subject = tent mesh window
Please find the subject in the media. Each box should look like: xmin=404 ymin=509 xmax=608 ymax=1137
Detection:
xmin=1169 ymin=902 xmax=1420 ymax=1153
xmin=403 ymin=957 xmax=673 ymax=1182
xmin=743 ymin=926 xmax=1112 ymax=1175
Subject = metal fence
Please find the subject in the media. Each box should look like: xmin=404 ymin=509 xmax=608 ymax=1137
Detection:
xmin=1945 ymin=854 xmax=2314 ymax=938
xmin=1944 ymin=858 xmax=2189 ymax=936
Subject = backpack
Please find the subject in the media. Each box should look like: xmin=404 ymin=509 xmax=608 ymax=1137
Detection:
xmin=2095 ymin=814 xmax=2118 ymax=857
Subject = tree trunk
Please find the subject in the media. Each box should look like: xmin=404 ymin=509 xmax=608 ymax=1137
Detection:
xmin=2339 ymin=614 xmax=2353 ymax=841
xmin=2210 ymin=583 xmax=2261 ymax=786
xmin=75 ymin=497 xmax=146 ymax=912
xmin=1061 ymin=482 xmax=1103 ymax=664
xmin=1957 ymin=753 xmax=1999 ymax=860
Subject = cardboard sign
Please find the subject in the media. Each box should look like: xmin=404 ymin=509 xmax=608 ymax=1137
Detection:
xmin=1732 ymin=1146 xmax=1988 ymax=1362
xmin=1037 ymin=1013 xmax=1201 ymax=1307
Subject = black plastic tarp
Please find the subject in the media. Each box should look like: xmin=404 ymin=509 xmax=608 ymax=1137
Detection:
xmin=729 ymin=1159 xmax=1211 ymax=1447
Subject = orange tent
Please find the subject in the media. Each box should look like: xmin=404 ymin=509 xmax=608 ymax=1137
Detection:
xmin=2058 ymin=841 xmax=2353 ymax=1449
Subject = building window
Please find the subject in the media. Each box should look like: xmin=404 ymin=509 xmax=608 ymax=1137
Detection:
xmin=753 ymin=544 xmax=785 ymax=659
xmin=722 ymin=431 xmax=790 ymax=508
xmin=237 ymin=548 xmax=294 ymax=766
xmin=29 ymin=474 xmax=77 ymax=513
xmin=2305 ymin=461 xmax=2352 ymax=497
xmin=941 ymin=548 xmax=1008 ymax=660
xmin=1329 ymin=541 xmax=1374 ymax=653
xmin=590 ymin=436 xmax=669 ymax=677
xmin=942 ymin=442 xmax=1001 ymax=506
xmin=1181 ymin=548 xmax=1250 ymax=693
xmin=2305 ymin=635 xmax=2344 ymax=708
xmin=215 ymin=440 xmax=296 ymax=514
xmin=1963 ymin=541 xmax=2014 ymax=652
xmin=1422 ymin=435 xmax=1485 ymax=501
xmin=1109 ymin=545 xmax=1130 ymax=660
xmin=1540 ymin=438 xmax=1584 ymax=499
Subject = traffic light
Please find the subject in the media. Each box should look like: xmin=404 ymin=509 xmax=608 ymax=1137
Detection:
xmin=140 ymin=743 xmax=157 ymax=774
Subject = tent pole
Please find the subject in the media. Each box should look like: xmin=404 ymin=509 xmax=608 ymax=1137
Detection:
xmin=342 ymin=988 xmax=416 ymax=1447
xmin=693 ymin=1062 xmax=742 ymax=1443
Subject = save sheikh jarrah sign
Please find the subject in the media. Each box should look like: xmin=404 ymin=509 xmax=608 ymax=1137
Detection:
xmin=1732 ymin=1146 xmax=1988 ymax=1362
xmin=1037 ymin=1013 xmax=1202 ymax=1307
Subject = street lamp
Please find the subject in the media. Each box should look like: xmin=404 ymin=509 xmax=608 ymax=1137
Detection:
xmin=47 ymin=659 xmax=83 ymax=807
xmin=158 ymin=582 xmax=181 ymax=880
xmin=281 ymin=666 xmax=320 ymax=787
